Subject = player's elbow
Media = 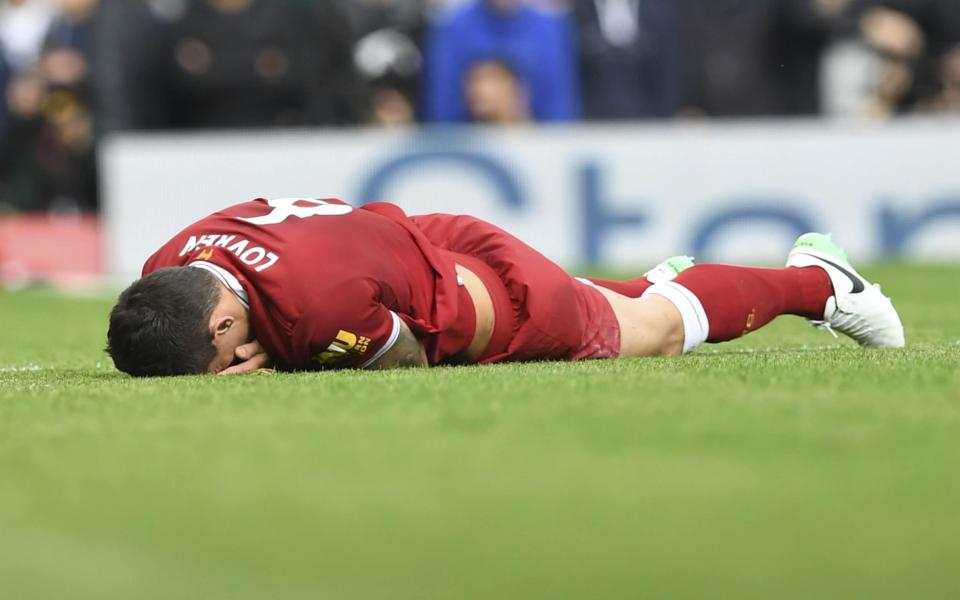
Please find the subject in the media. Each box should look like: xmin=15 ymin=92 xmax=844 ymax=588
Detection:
xmin=364 ymin=321 xmax=429 ymax=370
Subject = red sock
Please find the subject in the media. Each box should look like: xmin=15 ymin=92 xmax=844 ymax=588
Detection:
xmin=584 ymin=276 xmax=653 ymax=298
xmin=670 ymin=265 xmax=833 ymax=342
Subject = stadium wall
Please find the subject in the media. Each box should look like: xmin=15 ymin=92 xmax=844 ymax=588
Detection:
xmin=103 ymin=118 xmax=960 ymax=281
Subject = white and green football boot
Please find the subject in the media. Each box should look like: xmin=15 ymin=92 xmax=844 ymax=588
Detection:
xmin=644 ymin=255 xmax=695 ymax=284
xmin=786 ymin=233 xmax=904 ymax=348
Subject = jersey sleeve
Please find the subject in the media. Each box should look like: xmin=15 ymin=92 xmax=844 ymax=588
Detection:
xmin=290 ymin=277 xmax=403 ymax=370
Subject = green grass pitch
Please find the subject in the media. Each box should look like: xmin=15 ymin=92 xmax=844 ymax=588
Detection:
xmin=2 ymin=264 xmax=959 ymax=600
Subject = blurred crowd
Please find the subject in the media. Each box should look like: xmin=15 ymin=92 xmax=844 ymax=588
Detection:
xmin=1 ymin=0 xmax=959 ymax=213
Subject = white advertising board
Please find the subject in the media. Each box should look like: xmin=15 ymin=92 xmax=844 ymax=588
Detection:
xmin=103 ymin=118 xmax=960 ymax=281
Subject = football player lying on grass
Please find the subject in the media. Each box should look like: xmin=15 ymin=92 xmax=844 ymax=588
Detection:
xmin=106 ymin=198 xmax=905 ymax=377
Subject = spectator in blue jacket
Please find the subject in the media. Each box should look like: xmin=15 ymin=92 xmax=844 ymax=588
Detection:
xmin=422 ymin=0 xmax=580 ymax=123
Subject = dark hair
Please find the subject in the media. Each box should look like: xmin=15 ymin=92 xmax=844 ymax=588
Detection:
xmin=106 ymin=267 xmax=221 ymax=377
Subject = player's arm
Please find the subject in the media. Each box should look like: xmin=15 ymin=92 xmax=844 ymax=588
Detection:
xmin=362 ymin=318 xmax=428 ymax=370
xmin=219 ymin=316 xmax=426 ymax=374
xmin=293 ymin=277 xmax=429 ymax=371
xmin=218 ymin=340 xmax=274 ymax=376
xmin=222 ymin=320 xmax=426 ymax=374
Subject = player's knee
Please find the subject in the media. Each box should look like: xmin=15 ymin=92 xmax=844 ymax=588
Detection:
xmin=637 ymin=304 xmax=684 ymax=357
xmin=612 ymin=295 xmax=685 ymax=358
xmin=658 ymin=321 xmax=685 ymax=356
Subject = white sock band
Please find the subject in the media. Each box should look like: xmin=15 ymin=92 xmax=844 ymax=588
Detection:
xmin=642 ymin=281 xmax=710 ymax=353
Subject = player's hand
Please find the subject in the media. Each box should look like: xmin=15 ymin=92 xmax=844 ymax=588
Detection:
xmin=218 ymin=340 xmax=274 ymax=376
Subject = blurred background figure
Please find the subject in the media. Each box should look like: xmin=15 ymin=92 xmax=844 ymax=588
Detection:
xmin=347 ymin=0 xmax=431 ymax=127
xmin=422 ymin=0 xmax=580 ymax=123
xmin=931 ymin=43 xmax=960 ymax=112
xmin=823 ymin=3 xmax=928 ymax=118
xmin=0 ymin=0 xmax=957 ymax=289
xmin=1 ymin=0 xmax=56 ymax=138
xmin=0 ymin=52 xmax=10 ymax=132
xmin=673 ymin=0 xmax=835 ymax=117
xmin=821 ymin=0 xmax=960 ymax=118
xmin=463 ymin=58 xmax=529 ymax=124
xmin=0 ymin=0 xmax=97 ymax=212
xmin=0 ymin=0 xmax=959 ymax=216
xmin=572 ymin=0 xmax=684 ymax=120
xmin=93 ymin=0 xmax=170 ymax=133
xmin=881 ymin=0 xmax=960 ymax=115
xmin=91 ymin=0 xmax=359 ymax=132
xmin=156 ymin=0 xmax=359 ymax=129
xmin=0 ymin=0 xmax=56 ymax=74
xmin=921 ymin=0 xmax=960 ymax=113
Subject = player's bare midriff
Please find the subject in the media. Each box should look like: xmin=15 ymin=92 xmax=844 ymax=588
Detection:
xmin=454 ymin=264 xmax=496 ymax=362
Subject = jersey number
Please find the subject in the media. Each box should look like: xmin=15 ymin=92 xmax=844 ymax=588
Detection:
xmin=238 ymin=198 xmax=353 ymax=226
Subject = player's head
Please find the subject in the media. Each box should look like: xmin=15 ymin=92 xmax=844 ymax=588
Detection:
xmin=106 ymin=267 xmax=248 ymax=376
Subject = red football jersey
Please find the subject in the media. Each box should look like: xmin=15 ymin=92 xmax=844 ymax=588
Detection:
xmin=143 ymin=198 xmax=475 ymax=369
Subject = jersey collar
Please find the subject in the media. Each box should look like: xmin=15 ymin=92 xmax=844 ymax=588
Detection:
xmin=188 ymin=261 xmax=250 ymax=309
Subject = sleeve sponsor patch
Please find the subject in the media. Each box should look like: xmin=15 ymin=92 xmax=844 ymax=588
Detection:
xmin=314 ymin=330 xmax=372 ymax=365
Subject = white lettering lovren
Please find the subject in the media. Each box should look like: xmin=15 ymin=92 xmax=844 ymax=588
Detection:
xmin=179 ymin=233 xmax=280 ymax=273
xmin=240 ymin=247 xmax=266 ymax=265
xmin=254 ymin=252 xmax=279 ymax=272
xmin=179 ymin=236 xmax=200 ymax=257
xmin=237 ymin=198 xmax=352 ymax=226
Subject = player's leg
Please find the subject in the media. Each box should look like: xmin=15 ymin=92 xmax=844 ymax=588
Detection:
xmin=609 ymin=233 xmax=905 ymax=357
xmin=410 ymin=212 xmax=635 ymax=362
xmin=656 ymin=263 xmax=834 ymax=344
xmin=592 ymin=264 xmax=833 ymax=356
xmin=580 ymin=256 xmax=695 ymax=298
xmin=784 ymin=233 xmax=904 ymax=347
xmin=591 ymin=287 xmax=687 ymax=356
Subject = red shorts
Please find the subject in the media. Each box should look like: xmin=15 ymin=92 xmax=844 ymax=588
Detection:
xmin=410 ymin=214 xmax=621 ymax=363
